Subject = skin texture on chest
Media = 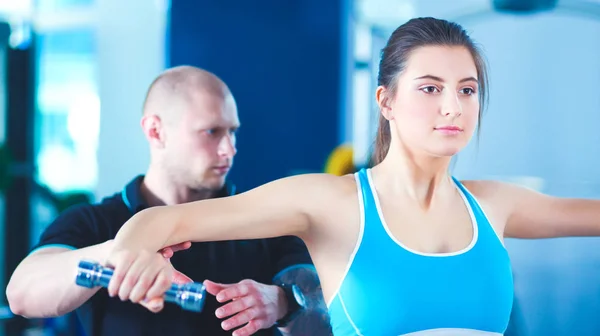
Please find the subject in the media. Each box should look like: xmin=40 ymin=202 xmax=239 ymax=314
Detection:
xmin=376 ymin=192 xmax=475 ymax=254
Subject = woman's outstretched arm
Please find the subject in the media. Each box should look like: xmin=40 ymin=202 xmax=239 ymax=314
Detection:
xmin=111 ymin=174 xmax=328 ymax=252
xmin=464 ymin=180 xmax=600 ymax=239
xmin=104 ymin=173 xmax=336 ymax=303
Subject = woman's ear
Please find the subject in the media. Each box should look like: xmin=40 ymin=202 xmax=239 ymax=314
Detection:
xmin=376 ymin=86 xmax=394 ymax=121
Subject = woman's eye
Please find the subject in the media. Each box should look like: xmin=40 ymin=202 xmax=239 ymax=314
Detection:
xmin=420 ymin=86 xmax=439 ymax=94
xmin=460 ymin=88 xmax=476 ymax=95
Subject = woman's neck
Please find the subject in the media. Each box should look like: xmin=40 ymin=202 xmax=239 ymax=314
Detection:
xmin=372 ymin=144 xmax=454 ymax=209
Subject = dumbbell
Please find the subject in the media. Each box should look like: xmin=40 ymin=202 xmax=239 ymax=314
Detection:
xmin=75 ymin=260 xmax=206 ymax=312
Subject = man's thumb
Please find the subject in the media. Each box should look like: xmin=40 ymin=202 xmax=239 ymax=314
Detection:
xmin=203 ymin=279 xmax=229 ymax=296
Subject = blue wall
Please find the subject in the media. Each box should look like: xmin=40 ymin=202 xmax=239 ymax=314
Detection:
xmin=169 ymin=0 xmax=347 ymax=191
xmin=451 ymin=11 xmax=600 ymax=335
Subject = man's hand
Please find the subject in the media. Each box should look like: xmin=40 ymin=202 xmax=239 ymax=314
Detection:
xmin=204 ymin=279 xmax=287 ymax=336
xmin=159 ymin=241 xmax=191 ymax=259
xmin=139 ymin=241 xmax=193 ymax=313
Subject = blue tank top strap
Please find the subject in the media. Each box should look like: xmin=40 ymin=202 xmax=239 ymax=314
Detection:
xmin=356 ymin=168 xmax=372 ymax=204
xmin=451 ymin=176 xmax=503 ymax=246
xmin=355 ymin=168 xmax=392 ymax=244
xmin=452 ymin=176 xmax=480 ymax=213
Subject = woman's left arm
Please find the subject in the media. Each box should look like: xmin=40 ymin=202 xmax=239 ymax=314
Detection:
xmin=474 ymin=180 xmax=600 ymax=239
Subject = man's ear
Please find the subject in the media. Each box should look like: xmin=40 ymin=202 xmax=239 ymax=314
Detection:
xmin=376 ymin=86 xmax=394 ymax=121
xmin=141 ymin=114 xmax=166 ymax=148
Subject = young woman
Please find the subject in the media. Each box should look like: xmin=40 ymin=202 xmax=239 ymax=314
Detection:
xmin=103 ymin=17 xmax=600 ymax=335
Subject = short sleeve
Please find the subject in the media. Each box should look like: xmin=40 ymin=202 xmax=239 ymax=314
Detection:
xmin=30 ymin=204 xmax=107 ymax=254
xmin=268 ymin=235 xmax=314 ymax=280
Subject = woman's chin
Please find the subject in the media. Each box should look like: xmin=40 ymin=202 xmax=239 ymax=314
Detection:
xmin=428 ymin=145 xmax=464 ymax=158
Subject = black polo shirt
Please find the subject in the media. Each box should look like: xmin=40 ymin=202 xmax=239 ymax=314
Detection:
xmin=32 ymin=176 xmax=313 ymax=336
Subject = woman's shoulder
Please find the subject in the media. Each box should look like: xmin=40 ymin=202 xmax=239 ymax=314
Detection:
xmin=279 ymin=172 xmax=359 ymax=197
xmin=458 ymin=178 xmax=532 ymax=222
xmin=459 ymin=179 xmax=529 ymax=202
xmin=232 ymin=172 xmax=360 ymax=207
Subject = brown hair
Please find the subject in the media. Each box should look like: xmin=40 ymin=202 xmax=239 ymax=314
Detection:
xmin=371 ymin=17 xmax=489 ymax=165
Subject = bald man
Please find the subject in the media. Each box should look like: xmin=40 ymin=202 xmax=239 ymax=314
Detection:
xmin=6 ymin=66 xmax=331 ymax=336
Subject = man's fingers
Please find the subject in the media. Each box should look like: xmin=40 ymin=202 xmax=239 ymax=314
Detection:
xmin=161 ymin=247 xmax=174 ymax=259
xmin=216 ymin=295 xmax=255 ymax=318
xmin=204 ymin=280 xmax=231 ymax=296
xmin=221 ymin=307 xmax=260 ymax=332
xmin=170 ymin=241 xmax=192 ymax=252
xmin=216 ymin=282 xmax=252 ymax=303
xmin=159 ymin=241 xmax=191 ymax=259
xmin=231 ymin=319 xmax=264 ymax=336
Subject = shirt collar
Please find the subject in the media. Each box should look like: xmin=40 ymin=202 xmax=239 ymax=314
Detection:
xmin=121 ymin=175 xmax=236 ymax=214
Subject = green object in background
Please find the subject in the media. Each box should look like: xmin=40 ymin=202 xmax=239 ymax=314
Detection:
xmin=36 ymin=184 xmax=92 ymax=213
xmin=55 ymin=191 xmax=92 ymax=213
xmin=0 ymin=143 xmax=92 ymax=212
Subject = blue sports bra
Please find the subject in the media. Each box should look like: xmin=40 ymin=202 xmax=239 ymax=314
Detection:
xmin=326 ymin=169 xmax=514 ymax=335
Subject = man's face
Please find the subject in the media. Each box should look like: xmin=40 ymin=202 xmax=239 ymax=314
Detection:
xmin=162 ymin=92 xmax=239 ymax=191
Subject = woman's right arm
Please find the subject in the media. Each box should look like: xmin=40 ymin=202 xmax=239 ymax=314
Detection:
xmin=112 ymin=173 xmax=329 ymax=252
xmin=105 ymin=173 xmax=337 ymax=302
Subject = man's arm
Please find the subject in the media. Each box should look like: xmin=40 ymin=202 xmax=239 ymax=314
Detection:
xmin=270 ymin=235 xmax=331 ymax=335
xmin=6 ymin=204 xmax=111 ymax=318
xmin=272 ymin=264 xmax=332 ymax=336
xmin=6 ymin=242 xmax=113 ymax=318
xmin=7 ymin=220 xmax=189 ymax=318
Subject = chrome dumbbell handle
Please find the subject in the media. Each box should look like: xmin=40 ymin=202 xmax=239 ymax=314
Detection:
xmin=75 ymin=259 xmax=206 ymax=313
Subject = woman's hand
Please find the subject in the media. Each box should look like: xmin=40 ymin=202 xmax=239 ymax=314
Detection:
xmin=105 ymin=248 xmax=174 ymax=309
xmin=139 ymin=262 xmax=193 ymax=313
xmin=137 ymin=241 xmax=193 ymax=312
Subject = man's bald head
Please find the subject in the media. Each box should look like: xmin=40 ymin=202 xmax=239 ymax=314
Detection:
xmin=142 ymin=66 xmax=232 ymax=121
xmin=141 ymin=66 xmax=239 ymax=193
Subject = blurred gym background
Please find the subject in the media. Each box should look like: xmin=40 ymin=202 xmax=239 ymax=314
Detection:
xmin=0 ymin=0 xmax=599 ymax=334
